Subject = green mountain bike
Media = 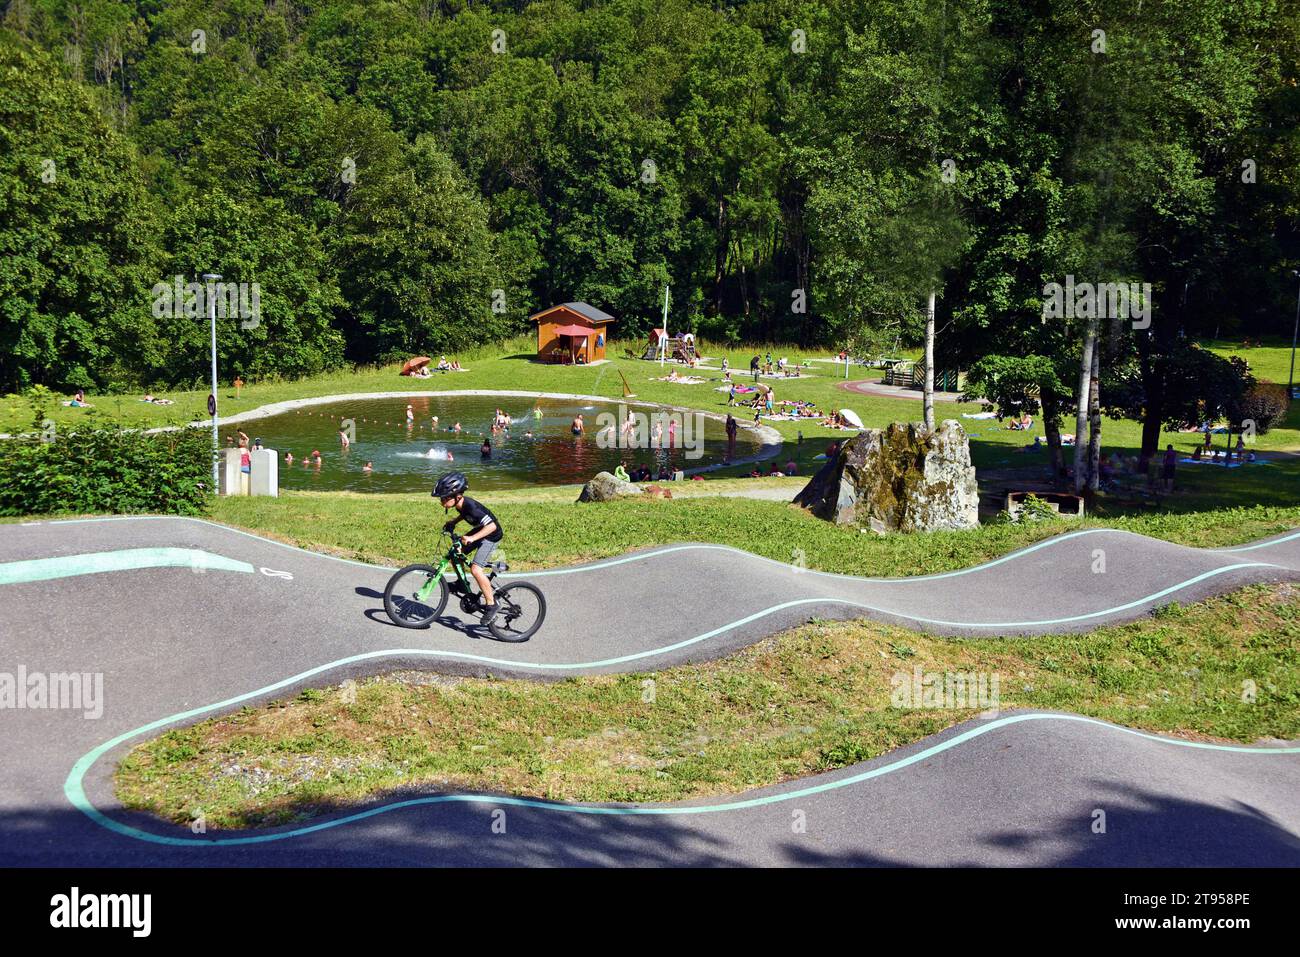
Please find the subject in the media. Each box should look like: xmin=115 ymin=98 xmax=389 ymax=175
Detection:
xmin=383 ymin=533 xmax=547 ymax=642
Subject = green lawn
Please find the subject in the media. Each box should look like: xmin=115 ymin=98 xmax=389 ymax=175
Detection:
xmin=1201 ymin=336 xmax=1298 ymax=387
xmin=5 ymin=337 xmax=1297 ymax=471
xmin=115 ymin=581 xmax=1300 ymax=829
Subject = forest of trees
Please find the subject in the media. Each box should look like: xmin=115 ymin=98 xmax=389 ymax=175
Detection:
xmin=2 ymin=0 xmax=1299 ymax=452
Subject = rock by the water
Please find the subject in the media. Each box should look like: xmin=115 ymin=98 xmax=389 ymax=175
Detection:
xmin=577 ymin=471 xmax=643 ymax=503
xmin=793 ymin=420 xmax=979 ymax=532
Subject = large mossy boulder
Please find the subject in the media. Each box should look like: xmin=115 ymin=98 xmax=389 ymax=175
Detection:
xmin=793 ymin=420 xmax=979 ymax=532
xmin=577 ymin=471 xmax=643 ymax=503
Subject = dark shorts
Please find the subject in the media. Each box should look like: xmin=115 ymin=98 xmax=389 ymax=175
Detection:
xmin=471 ymin=539 xmax=499 ymax=568
xmin=1162 ymin=464 xmax=1175 ymax=479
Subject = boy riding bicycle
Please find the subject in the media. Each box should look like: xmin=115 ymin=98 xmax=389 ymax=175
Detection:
xmin=433 ymin=471 xmax=503 ymax=622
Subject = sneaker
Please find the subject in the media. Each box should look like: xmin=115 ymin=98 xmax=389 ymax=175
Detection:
xmin=480 ymin=602 xmax=500 ymax=624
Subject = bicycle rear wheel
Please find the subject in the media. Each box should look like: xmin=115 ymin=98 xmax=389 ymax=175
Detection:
xmin=487 ymin=582 xmax=547 ymax=642
xmin=384 ymin=564 xmax=449 ymax=628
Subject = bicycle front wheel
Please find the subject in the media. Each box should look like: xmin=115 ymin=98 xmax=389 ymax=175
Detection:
xmin=384 ymin=564 xmax=449 ymax=628
xmin=487 ymin=582 xmax=547 ymax=642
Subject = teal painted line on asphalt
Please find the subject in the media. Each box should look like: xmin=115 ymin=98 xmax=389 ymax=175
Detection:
xmin=42 ymin=515 xmax=390 ymax=571
xmin=0 ymin=548 xmax=255 ymax=585
xmin=520 ymin=527 xmax=1116 ymax=583
xmin=64 ymin=557 xmax=1291 ymax=847
xmin=1218 ymin=530 xmax=1300 ymax=553
xmin=66 ymin=711 xmax=1300 ymax=849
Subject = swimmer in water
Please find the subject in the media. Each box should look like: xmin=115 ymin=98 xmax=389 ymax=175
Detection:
xmin=363 ymin=461 xmax=373 ymax=472
xmin=480 ymin=437 xmax=492 ymax=458
xmin=571 ymin=414 xmax=584 ymax=436
xmin=339 ymin=428 xmax=350 ymax=449
xmin=285 ymin=452 xmax=294 ymax=465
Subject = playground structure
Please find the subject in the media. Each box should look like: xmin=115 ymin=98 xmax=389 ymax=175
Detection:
xmin=641 ymin=328 xmax=698 ymax=363
xmin=881 ymin=358 xmax=964 ymax=393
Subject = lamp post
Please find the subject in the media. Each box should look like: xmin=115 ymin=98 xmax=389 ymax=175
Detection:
xmin=203 ymin=273 xmax=221 ymax=489
xmin=1289 ymin=270 xmax=1300 ymax=401
xmin=659 ymin=284 xmax=669 ymax=369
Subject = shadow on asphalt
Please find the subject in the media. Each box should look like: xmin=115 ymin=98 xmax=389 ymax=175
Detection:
xmin=357 ymin=586 xmax=506 ymax=642
xmin=8 ymin=779 xmax=1299 ymax=867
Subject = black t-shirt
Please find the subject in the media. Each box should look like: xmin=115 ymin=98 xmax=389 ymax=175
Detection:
xmin=456 ymin=496 xmax=503 ymax=541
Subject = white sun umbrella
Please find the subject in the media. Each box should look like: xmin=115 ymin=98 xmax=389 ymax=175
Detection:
xmin=839 ymin=408 xmax=865 ymax=429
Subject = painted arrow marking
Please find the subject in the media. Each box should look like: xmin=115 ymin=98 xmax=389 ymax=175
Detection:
xmin=0 ymin=548 xmax=255 ymax=586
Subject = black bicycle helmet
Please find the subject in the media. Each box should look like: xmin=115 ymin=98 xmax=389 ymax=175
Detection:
xmin=433 ymin=471 xmax=468 ymax=499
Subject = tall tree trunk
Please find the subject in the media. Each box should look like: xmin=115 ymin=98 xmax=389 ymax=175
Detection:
xmin=923 ymin=288 xmax=936 ymax=430
xmin=1137 ymin=339 xmax=1161 ymax=471
xmin=713 ymin=197 xmax=728 ymax=317
xmin=1139 ymin=402 xmax=1162 ymax=473
xmin=739 ymin=252 xmax=750 ymax=319
xmin=1072 ymin=316 xmax=1098 ymax=493
xmin=1041 ymin=385 xmax=1065 ymax=484
xmin=1087 ymin=342 xmax=1102 ymax=491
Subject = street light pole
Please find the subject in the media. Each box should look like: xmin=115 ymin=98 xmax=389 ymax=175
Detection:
xmin=1289 ymin=270 xmax=1300 ymax=401
xmin=203 ymin=273 xmax=222 ymax=490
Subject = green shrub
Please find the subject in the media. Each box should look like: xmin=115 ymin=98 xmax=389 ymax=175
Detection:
xmin=1017 ymin=493 xmax=1059 ymax=523
xmin=1234 ymin=382 xmax=1290 ymax=434
xmin=0 ymin=422 xmax=212 ymax=516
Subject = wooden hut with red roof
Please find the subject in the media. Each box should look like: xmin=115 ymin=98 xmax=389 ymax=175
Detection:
xmin=529 ymin=302 xmax=615 ymax=364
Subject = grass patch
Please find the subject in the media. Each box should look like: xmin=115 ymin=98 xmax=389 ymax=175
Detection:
xmin=115 ymin=583 xmax=1300 ymax=829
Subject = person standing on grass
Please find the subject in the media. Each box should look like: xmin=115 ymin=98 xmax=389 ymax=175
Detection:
xmin=1162 ymin=444 xmax=1177 ymax=493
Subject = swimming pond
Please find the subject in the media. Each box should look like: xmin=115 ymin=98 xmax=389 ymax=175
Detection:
xmin=228 ymin=394 xmax=764 ymax=492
